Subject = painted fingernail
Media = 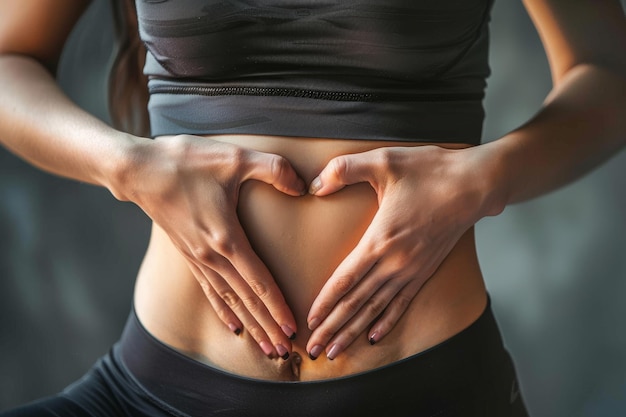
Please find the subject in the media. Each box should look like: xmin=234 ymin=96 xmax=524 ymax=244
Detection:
xmin=308 ymin=344 xmax=324 ymax=360
xmin=327 ymin=344 xmax=341 ymax=361
xmin=260 ymin=341 xmax=274 ymax=357
xmin=281 ymin=325 xmax=297 ymax=340
xmin=229 ymin=323 xmax=242 ymax=336
xmin=309 ymin=177 xmax=322 ymax=195
xmin=308 ymin=317 xmax=321 ymax=331
xmin=369 ymin=331 xmax=379 ymax=345
xmin=275 ymin=344 xmax=290 ymax=360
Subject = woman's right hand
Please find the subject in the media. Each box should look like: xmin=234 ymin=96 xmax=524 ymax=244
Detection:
xmin=113 ymin=134 xmax=306 ymax=359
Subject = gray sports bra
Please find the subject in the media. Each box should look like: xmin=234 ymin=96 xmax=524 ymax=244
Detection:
xmin=136 ymin=0 xmax=494 ymax=144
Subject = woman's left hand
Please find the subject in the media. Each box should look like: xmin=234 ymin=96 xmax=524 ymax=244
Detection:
xmin=305 ymin=144 xmax=502 ymax=360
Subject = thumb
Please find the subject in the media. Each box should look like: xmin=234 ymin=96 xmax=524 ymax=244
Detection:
xmin=309 ymin=153 xmax=375 ymax=196
xmin=245 ymin=151 xmax=306 ymax=196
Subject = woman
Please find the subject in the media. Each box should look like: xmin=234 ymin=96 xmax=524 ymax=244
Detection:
xmin=1 ymin=0 xmax=624 ymax=416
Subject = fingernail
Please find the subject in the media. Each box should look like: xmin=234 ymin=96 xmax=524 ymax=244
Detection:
xmin=369 ymin=331 xmax=379 ymax=345
xmin=308 ymin=344 xmax=324 ymax=360
xmin=327 ymin=344 xmax=341 ymax=361
xmin=229 ymin=323 xmax=242 ymax=336
xmin=275 ymin=344 xmax=290 ymax=360
xmin=260 ymin=341 xmax=274 ymax=357
xmin=308 ymin=177 xmax=322 ymax=195
xmin=308 ymin=317 xmax=321 ymax=331
xmin=281 ymin=324 xmax=296 ymax=340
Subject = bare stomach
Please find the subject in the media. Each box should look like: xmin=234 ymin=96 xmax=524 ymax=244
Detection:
xmin=133 ymin=134 xmax=487 ymax=381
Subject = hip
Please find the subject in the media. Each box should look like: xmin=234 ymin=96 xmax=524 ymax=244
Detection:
xmin=55 ymin=297 xmax=527 ymax=417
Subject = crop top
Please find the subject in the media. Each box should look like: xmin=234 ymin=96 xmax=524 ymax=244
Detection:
xmin=136 ymin=0 xmax=495 ymax=145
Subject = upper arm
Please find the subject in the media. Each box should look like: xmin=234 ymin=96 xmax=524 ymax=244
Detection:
xmin=0 ymin=0 xmax=91 ymax=74
xmin=523 ymin=0 xmax=626 ymax=84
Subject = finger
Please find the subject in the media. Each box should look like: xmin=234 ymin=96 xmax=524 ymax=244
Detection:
xmin=178 ymin=246 xmax=279 ymax=357
xmin=225 ymin=227 xmax=298 ymax=340
xmin=309 ymin=151 xmax=378 ymax=196
xmin=187 ymin=262 xmax=243 ymax=336
xmin=180 ymin=228 xmax=295 ymax=358
xmin=324 ymin=280 xmax=406 ymax=360
xmin=200 ymin=262 xmax=282 ymax=358
xmin=306 ymin=227 xmax=380 ymax=331
xmin=244 ymin=151 xmax=306 ymax=196
xmin=305 ymin=260 xmax=397 ymax=359
xmin=186 ymin=262 xmax=243 ymax=335
xmin=196 ymin=252 xmax=293 ymax=359
xmin=204 ymin=204 xmax=298 ymax=342
xmin=367 ymin=278 xmax=422 ymax=345
xmin=213 ymin=250 xmax=295 ymax=359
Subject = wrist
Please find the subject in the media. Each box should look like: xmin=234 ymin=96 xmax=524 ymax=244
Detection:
xmin=104 ymin=132 xmax=153 ymax=202
xmin=454 ymin=143 xmax=509 ymax=222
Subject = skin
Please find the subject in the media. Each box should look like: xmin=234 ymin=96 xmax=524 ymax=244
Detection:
xmin=133 ymin=136 xmax=487 ymax=379
xmin=1 ymin=0 xmax=625 ymax=382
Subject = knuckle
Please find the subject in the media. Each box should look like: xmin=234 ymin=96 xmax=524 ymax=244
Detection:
xmin=393 ymin=292 xmax=414 ymax=312
xmin=364 ymin=296 xmax=388 ymax=317
xmin=167 ymin=135 xmax=191 ymax=157
xmin=333 ymin=275 xmax=356 ymax=294
xmin=216 ymin=145 xmax=246 ymax=176
xmin=211 ymin=303 xmax=231 ymax=322
xmin=241 ymin=294 xmax=263 ymax=314
xmin=191 ymin=245 xmax=216 ymax=264
xmin=328 ymin=156 xmax=348 ymax=180
xmin=210 ymin=232 xmax=234 ymax=255
xmin=370 ymin=243 xmax=388 ymax=259
xmin=198 ymin=280 xmax=223 ymax=307
xmin=377 ymin=147 xmax=393 ymax=168
xmin=377 ymin=148 xmax=400 ymax=177
xmin=339 ymin=295 xmax=363 ymax=316
xmin=269 ymin=155 xmax=289 ymax=180
xmin=168 ymin=137 xmax=199 ymax=171
xmin=388 ymin=250 xmax=411 ymax=268
xmin=197 ymin=279 xmax=212 ymax=296
xmin=229 ymin=145 xmax=247 ymax=167
xmin=376 ymin=225 xmax=405 ymax=248
xmin=218 ymin=288 xmax=241 ymax=308
xmin=248 ymin=279 xmax=270 ymax=299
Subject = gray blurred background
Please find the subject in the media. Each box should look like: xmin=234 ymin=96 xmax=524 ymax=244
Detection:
xmin=1 ymin=1 xmax=625 ymax=415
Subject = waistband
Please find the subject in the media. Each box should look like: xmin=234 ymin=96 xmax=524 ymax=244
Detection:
xmin=114 ymin=297 xmax=524 ymax=416
xmin=147 ymin=79 xmax=484 ymax=145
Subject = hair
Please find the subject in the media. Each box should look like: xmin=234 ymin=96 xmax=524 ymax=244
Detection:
xmin=108 ymin=0 xmax=150 ymax=137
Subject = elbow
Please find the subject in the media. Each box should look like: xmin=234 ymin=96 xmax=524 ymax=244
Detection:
xmin=0 ymin=49 xmax=59 ymax=77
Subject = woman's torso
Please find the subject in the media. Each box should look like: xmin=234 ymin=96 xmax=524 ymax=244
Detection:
xmin=133 ymin=134 xmax=487 ymax=382
xmin=131 ymin=0 xmax=494 ymax=382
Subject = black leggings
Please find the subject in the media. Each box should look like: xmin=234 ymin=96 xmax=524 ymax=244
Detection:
xmin=2 ymin=299 xmax=529 ymax=417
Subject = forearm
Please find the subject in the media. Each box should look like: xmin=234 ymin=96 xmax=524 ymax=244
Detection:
xmin=479 ymin=63 xmax=626 ymax=212
xmin=0 ymin=54 xmax=140 ymax=196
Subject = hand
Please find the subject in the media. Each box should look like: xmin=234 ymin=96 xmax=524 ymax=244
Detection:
xmin=117 ymin=135 xmax=306 ymax=359
xmin=305 ymin=145 xmax=500 ymax=360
